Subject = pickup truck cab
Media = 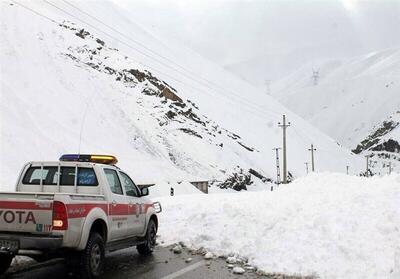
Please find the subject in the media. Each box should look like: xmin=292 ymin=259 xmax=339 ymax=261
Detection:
xmin=0 ymin=154 xmax=161 ymax=278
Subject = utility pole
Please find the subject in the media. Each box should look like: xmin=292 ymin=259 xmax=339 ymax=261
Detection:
xmin=272 ymin=148 xmax=281 ymax=187
xmin=389 ymin=162 xmax=392 ymax=175
xmin=308 ymin=144 xmax=316 ymax=172
xmin=365 ymin=155 xmax=371 ymax=177
xmin=346 ymin=165 xmax=349 ymax=175
xmin=278 ymin=115 xmax=291 ymax=183
xmin=304 ymin=162 xmax=309 ymax=174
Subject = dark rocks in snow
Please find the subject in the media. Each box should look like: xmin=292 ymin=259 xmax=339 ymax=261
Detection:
xmin=85 ymin=62 xmax=99 ymax=70
xmin=237 ymin=141 xmax=254 ymax=152
xmin=179 ymin=128 xmax=203 ymax=139
xmin=160 ymin=87 xmax=183 ymax=103
xmin=219 ymin=168 xmax=253 ymax=191
xmin=371 ymin=139 xmax=400 ymax=153
xmin=75 ymin=29 xmax=90 ymax=39
xmin=182 ymin=108 xmax=205 ymax=126
xmin=59 ymin=21 xmax=77 ymax=31
xmin=249 ymin=168 xmax=272 ymax=183
xmin=166 ymin=110 xmax=177 ymax=120
xmin=171 ymin=101 xmax=186 ymax=108
xmin=353 ymin=119 xmax=399 ymax=154
xmin=187 ymin=100 xmax=199 ymax=110
xmin=95 ymin=38 xmax=105 ymax=46
xmin=104 ymin=66 xmax=116 ymax=75
xmin=124 ymin=69 xmax=183 ymax=102
xmin=142 ymin=88 xmax=158 ymax=96
xmin=226 ymin=131 xmax=241 ymax=140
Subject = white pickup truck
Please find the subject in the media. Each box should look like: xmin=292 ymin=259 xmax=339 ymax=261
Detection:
xmin=0 ymin=154 xmax=161 ymax=278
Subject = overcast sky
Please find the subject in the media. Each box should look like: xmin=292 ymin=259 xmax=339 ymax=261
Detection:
xmin=113 ymin=0 xmax=400 ymax=67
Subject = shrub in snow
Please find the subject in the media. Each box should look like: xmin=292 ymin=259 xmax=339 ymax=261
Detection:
xmin=218 ymin=167 xmax=253 ymax=191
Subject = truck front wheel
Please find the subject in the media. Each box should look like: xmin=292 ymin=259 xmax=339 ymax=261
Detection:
xmin=137 ymin=219 xmax=157 ymax=255
xmin=0 ymin=254 xmax=13 ymax=275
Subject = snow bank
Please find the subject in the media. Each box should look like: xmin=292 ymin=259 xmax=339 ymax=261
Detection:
xmin=157 ymin=173 xmax=400 ymax=279
xmin=148 ymin=181 xmax=203 ymax=198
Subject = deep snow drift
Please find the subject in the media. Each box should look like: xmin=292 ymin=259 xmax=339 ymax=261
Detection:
xmin=157 ymin=173 xmax=400 ymax=279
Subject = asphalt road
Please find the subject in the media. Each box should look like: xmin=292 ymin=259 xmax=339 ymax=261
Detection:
xmin=3 ymin=246 xmax=268 ymax=279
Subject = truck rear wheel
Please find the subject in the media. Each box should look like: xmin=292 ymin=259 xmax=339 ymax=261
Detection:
xmin=137 ymin=219 xmax=157 ymax=255
xmin=0 ymin=254 xmax=13 ymax=275
xmin=70 ymin=233 xmax=105 ymax=279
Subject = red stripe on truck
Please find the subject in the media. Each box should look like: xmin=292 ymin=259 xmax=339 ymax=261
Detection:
xmin=0 ymin=202 xmax=155 ymax=220
xmin=109 ymin=204 xmax=128 ymax=216
xmin=66 ymin=204 xmax=108 ymax=218
xmin=0 ymin=201 xmax=52 ymax=210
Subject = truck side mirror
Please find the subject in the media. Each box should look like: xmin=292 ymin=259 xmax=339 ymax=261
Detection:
xmin=141 ymin=187 xmax=149 ymax=196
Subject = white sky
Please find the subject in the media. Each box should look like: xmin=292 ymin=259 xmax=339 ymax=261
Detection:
xmin=113 ymin=0 xmax=400 ymax=67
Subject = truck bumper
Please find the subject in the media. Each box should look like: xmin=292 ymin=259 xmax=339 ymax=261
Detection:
xmin=0 ymin=233 xmax=63 ymax=255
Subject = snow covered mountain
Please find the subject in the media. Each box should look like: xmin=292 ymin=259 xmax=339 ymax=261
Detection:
xmin=0 ymin=0 xmax=362 ymax=190
xmin=268 ymin=48 xmax=400 ymax=174
xmin=270 ymin=48 xmax=400 ymax=147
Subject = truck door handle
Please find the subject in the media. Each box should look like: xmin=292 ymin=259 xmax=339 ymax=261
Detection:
xmin=112 ymin=200 xmax=117 ymax=206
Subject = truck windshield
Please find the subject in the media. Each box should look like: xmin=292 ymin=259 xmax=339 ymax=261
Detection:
xmin=22 ymin=166 xmax=98 ymax=186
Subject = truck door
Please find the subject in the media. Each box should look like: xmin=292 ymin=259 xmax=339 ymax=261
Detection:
xmin=103 ymin=169 xmax=129 ymax=241
xmin=118 ymin=172 xmax=146 ymax=236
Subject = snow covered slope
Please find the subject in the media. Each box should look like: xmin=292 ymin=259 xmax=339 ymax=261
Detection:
xmin=271 ymin=48 xmax=400 ymax=150
xmin=0 ymin=1 xmax=362 ymax=190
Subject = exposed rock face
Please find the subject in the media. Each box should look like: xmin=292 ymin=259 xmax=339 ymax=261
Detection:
xmin=161 ymin=87 xmax=182 ymax=103
xmin=352 ymin=112 xmax=400 ymax=175
xmin=353 ymin=115 xmax=399 ymax=154
xmin=57 ymin=20 xmax=262 ymax=179
xmin=371 ymin=139 xmax=400 ymax=153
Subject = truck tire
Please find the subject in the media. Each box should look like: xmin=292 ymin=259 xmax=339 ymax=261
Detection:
xmin=137 ymin=219 xmax=157 ymax=255
xmin=77 ymin=233 xmax=105 ymax=279
xmin=0 ymin=255 xmax=13 ymax=275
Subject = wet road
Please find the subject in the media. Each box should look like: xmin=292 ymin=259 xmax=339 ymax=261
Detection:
xmin=3 ymin=246 xmax=267 ymax=279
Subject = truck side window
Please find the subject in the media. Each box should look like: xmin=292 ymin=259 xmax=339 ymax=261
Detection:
xmin=78 ymin=168 xmax=98 ymax=186
xmin=104 ymin=169 xmax=123 ymax=195
xmin=22 ymin=167 xmax=58 ymax=185
xmin=119 ymin=172 xmax=139 ymax=197
xmin=60 ymin=167 xmax=75 ymax=186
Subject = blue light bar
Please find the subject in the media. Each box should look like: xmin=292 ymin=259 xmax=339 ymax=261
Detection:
xmin=60 ymin=154 xmax=81 ymax=161
xmin=59 ymin=154 xmax=118 ymax=165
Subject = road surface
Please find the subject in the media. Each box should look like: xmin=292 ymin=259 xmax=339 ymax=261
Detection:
xmin=3 ymin=245 xmax=267 ymax=279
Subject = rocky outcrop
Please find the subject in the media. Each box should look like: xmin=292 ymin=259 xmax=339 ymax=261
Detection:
xmin=353 ymin=115 xmax=399 ymax=154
